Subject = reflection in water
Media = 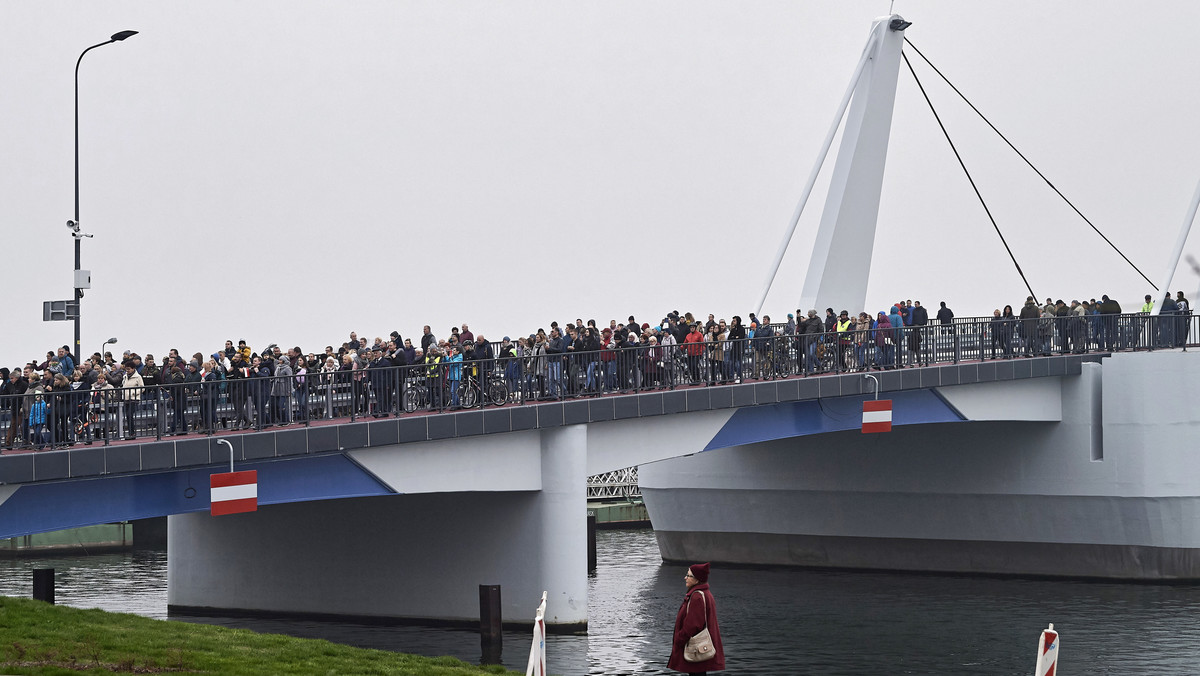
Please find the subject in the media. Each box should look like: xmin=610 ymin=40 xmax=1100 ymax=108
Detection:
xmin=3 ymin=532 xmax=1200 ymax=674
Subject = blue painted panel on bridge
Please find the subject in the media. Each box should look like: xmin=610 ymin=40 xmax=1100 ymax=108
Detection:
xmin=703 ymin=389 xmax=963 ymax=451
xmin=0 ymin=453 xmax=393 ymax=539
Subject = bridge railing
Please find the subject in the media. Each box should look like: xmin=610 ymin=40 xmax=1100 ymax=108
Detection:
xmin=0 ymin=312 xmax=1192 ymax=450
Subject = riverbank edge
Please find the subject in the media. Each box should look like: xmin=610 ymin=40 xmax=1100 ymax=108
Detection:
xmin=169 ymin=603 xmax=588 ymax=635
xmin=0 ymin=596 xmax=522 ymax=675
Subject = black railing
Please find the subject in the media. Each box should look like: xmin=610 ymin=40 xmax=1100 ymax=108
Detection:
xmin=0 ymin=311 xmax=1193 ymax=451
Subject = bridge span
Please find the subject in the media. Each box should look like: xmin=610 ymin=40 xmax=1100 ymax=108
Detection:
xmin=0 ymin=353 xmax=1095 ymax=630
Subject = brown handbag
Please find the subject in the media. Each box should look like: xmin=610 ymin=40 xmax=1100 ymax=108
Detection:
xmin=683 ymin=590 xmax=715 ymax=663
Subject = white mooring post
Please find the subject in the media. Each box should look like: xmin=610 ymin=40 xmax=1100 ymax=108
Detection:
xmin=1033 ymin=623 xmax=1060 ymax=676
xmin=525 ymin=591 xmax=548 ymax=676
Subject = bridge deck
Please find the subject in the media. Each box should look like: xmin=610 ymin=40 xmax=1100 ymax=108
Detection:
xmin=0 ymin=354 xmax=1098 ymax=486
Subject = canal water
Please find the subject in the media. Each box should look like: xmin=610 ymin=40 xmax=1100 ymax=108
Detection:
xmin=2 ymin=529 xmax=1200 ymax=674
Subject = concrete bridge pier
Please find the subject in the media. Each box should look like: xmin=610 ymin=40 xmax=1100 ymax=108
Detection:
xmin=167 ymin=425 xmax=589 ymax=632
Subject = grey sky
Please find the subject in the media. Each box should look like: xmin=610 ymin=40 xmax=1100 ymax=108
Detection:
xmin=3 ymin=1 xmax=1198 ymax=362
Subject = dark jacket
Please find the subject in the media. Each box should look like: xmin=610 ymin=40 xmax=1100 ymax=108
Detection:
xmin=668 ymin=583 xmax=725 ymax=673
xmin=801 ymin=317 xmax=823 ymax=338
xmin=1019 ymin=302 xmax=1040 ymax=336
xmin=911 ymin=305 xmax=929 ymax=326
xmin=936 ymin=305 xmax=954 ymax=325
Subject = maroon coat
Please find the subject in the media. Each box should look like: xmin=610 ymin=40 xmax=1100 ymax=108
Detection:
xmin=668 ymin=583 xmax=725 ymax=672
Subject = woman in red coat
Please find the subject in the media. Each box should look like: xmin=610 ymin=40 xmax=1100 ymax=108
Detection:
xmin=668 ymin=562 xmax=725 ymax=673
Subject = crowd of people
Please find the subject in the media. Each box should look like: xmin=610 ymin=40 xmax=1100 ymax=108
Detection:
xmin=0 ymin=291 xmax=1192 ymax=451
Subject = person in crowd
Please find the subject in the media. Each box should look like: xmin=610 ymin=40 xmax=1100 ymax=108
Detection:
xmin=753 ymin=316 xmax=775 ymax=379
xmin=28 ymin=392 xmax=49 ymax=450
xmin=4 ymin=367 xmax=28 ymax=448
xmin=989 ymin=308 xmax=1009 ymax=359
xmin=683 ymin=323 xmax=705 ymax=384
xmin=1037 ymin=306 xmax=1055 ymax=356
xmin=1096 ymin=294 xmax=1121 ymax=351
xmin=1176 ymin=291 xmax=1191 ymax=347
xmin=909 ymin=300 xmax=929 ymax=366
xmin=1001 ymin=304 xmax=1017 ymax=358
xmin=545 ymin=328 xmax=564 ymax=397
xmin=1159 ymin=292 xmax=1178 ymax=348
xmin=48 ymin=373 xmax=72 ymax=447
xmin=1075 ymin=301 xmax=1094 ymax=355
xmin=937 ymin=302 xmax=955 ymax=330
xmin=423 ymin=346 xmax=445 ymax=409
xmin=667 ymin=562 xmax=725 ymax=674
xmin=704 ymin=324 xmax=722 ymax=386
xmin=249 ymin=355 xmax=271 ymax=426
xmin=446 ymin=345 xmax=463 ymax=410
xmin=725 ymin=317 xmax=745 ymax=383
xmin=120 ymin=361 xmax=144 ymax=440
xmin=874 ymin=311 xmax=894 ymax=369
xmin=854 ymin=311 xmax=873 ymax=371
xmin=272 ymin=353 xmax=294 ymax=424
xmin=1054 ymin=300 xmax=1071 ymax=354
xmin=834 ymin=310 xmax=854 ymax=371
xmin=166 ymin=363 xmax=187 ymax=434
xmin=1018 ymin=296 xmax=1040 ymax=357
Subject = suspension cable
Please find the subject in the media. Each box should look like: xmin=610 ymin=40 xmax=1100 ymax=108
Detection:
xmin=904 ymin=38 xmax=1157 ymax=290
xmin=900 ymin=51 xmax=1037 ymax=300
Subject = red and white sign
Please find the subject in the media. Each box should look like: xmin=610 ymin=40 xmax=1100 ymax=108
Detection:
xmin=862 ymin=399 xmax=893 ymax=433
xmin=1034 ymin=623 xmax=1059 ymax=676
xmin=210 ymin=470 xmax=258 ymax=516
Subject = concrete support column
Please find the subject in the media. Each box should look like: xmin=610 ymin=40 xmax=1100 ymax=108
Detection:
xmin=537 ymin=424 xmax=588 ymax=628
xmin=167 ymin=425 xmax=590 ymax=632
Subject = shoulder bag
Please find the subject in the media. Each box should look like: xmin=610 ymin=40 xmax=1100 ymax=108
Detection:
xmin=683 ymin=590 xmax=715 ymax=663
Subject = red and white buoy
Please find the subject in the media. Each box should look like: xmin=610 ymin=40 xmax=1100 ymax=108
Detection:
xmin=1034 ymin=623 xmax=1059 ymax=676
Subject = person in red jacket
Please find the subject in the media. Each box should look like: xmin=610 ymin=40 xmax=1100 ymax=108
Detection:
xmin=683 ymin=324 xmax=705 ymax=384
xmin=668 ymin=562 xmax=725 ymax=673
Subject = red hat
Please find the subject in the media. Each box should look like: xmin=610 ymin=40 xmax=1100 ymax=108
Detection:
xmin=688 ymin=562 xmax=710 ymax=583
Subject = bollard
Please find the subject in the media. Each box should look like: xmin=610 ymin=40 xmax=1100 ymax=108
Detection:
xmin=32 ymin=568 xmax=55 ymax=604
xmin=1034 ymin=622 xmax=1059 ymax=676
xmin=587 ymin=512 xmax=597 ymax=572
xmin=479 ymin=584 xmax=502 ymax=664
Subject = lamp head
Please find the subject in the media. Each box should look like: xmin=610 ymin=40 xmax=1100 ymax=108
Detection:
xmin=111 ymin=30 xmax=138 ymax=41
xmin=105 ymin=337 xmax=118 ymax=345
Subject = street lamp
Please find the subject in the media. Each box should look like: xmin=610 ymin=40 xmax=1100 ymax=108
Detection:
xmin=72 ymin=30 xmax=138 ymax=361
xmin=100 ymin=337 xmax=118 ymax=364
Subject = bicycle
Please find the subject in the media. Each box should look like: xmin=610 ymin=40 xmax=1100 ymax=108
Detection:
xmin=402 ymin=377 xmax=448 ymax=413
xmin=456 ymin=369 xmax=509 ymax=408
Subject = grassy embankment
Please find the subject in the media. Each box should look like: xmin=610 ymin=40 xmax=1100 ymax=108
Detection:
xmin=0 ymin=596 xmax=522 ymax=675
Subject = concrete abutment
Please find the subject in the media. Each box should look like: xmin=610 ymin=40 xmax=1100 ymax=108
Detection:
xmin=168 ymin=425 xmax=589 ymax=632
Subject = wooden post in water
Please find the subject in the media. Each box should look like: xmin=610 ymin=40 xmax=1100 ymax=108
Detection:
xmin=587 ymin=512 xmax=597 ymax=571
xmin=479 ymin=584 xmax=502 ymax=664
xmin=32 ymin=568 xmax=54 ymax=604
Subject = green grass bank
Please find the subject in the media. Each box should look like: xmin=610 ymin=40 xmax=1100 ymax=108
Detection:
xmin=0 ymin=596 xmax=522 ymax=675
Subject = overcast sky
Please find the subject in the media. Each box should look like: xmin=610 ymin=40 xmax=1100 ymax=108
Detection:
xmin=3 ymin=1 xmax=1199 ymax=362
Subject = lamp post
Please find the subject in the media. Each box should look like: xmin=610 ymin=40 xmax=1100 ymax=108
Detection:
xmin=71 ymin=30 xmax=138 ymax=361
xmin=99 ymin=337 xmax=118 ymax=365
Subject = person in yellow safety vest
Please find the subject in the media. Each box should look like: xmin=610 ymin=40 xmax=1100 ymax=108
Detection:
xmin=836 ymin=311 xmax=854 ymax=370
xmin=424 ymin=348 xmax=444 ymax=408
xmin=1141 ymin=294 xmax=1155 ymax=313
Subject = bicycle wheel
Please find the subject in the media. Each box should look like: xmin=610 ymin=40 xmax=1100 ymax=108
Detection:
xmin=487 ymin=381 xmax=509 ymax=406
xmin=402 ymin=387 xmax=420 ymax=413
xmin=460 ymin=383 xmax=479 ymax=408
